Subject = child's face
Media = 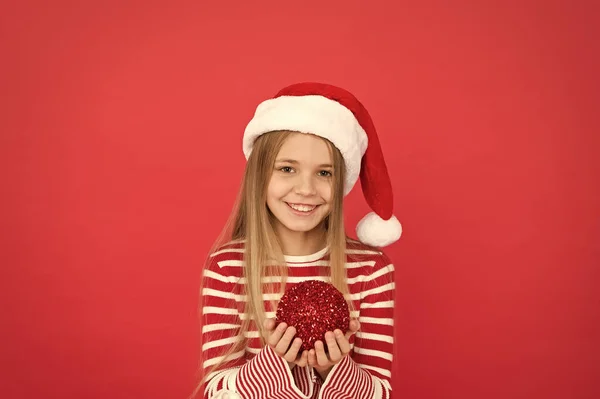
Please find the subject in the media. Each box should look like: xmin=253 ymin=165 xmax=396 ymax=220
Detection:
xmin=267 ymin=133 xmax=334 ymax=235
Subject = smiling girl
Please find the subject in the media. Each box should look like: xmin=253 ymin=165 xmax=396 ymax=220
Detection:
xmin=196 ymin=82 xmax=402 ymax=399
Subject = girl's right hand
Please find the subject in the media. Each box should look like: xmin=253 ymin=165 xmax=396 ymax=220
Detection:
xmin=264 ymin=318 xmax=308 ymax=370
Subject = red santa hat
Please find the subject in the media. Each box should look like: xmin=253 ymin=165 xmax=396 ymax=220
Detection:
xmin=243 ymin=82 xmax=402 ymax=247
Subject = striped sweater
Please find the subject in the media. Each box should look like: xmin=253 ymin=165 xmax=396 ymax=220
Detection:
xmin=200 ymin=240 xmax=395 ymax=399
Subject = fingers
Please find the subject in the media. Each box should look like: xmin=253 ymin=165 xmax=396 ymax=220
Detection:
xmin=294 ymin=350 xmax=308 ymax=367
xmin=266 ymin=321 xmax=306 ymax=366
xmin=334 ymin=329 xmax=351 ymax=354
xmin=314 ymin=341 xmax=329 ymax=366
xmin=274 ymin=325 xmax=297 ymax=356
xmin=308 ymin=349 xmax=317 ymax=367
xmin=268 ymin=321 xmax=359 ymax=369
xmin=263 ymin=319 xmax=276 ymax=341
xmin=345 ymin=319 xmax=360 ymax=340
xmin=324 ymin=331 xmax=342 ymax=362
xmin=283 ymin=337 xmax=303 ymax=362
xmin=267 ymin=322 xmax=288 ymax=347
xmin=264 ymin=318 xmax=276 ymax=332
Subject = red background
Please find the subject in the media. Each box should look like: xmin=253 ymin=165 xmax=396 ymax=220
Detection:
xmin=1 ymin=1 xmax=599 ymax=398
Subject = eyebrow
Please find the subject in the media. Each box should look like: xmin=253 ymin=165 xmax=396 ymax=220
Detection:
xmin=275 ymin=159 xmax=333 ymax=168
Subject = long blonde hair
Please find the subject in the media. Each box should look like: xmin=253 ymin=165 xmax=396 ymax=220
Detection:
xmin=194 ymin=130 xmax=350 ymax=396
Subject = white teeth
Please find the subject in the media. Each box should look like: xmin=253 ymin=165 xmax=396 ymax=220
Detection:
xmin=289 ymin=203 xmax=316 ymax=212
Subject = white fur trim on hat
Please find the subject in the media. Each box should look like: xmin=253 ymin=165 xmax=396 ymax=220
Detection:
xmin=356 ymin=212 xmax=402 ymax=247
xmin=243 ymin=95 xmax=368 ymax=196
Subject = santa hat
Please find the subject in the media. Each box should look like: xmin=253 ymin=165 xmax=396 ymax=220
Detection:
xmin=242 ymin=82 xmax=402 ymax=247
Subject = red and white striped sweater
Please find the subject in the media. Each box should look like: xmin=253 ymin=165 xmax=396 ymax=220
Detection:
xmin=200 ymin=240 xmax=395 ymax=399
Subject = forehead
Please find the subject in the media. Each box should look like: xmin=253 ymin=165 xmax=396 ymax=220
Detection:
xmin=276 ymin=133 xmax=332 ymax=163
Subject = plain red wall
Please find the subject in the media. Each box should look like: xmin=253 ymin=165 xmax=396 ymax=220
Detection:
xmin=1 ymin=1 xmax=598 ymax=398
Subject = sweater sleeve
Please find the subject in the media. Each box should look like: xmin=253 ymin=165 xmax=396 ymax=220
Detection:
xmin=201 ymin=253 xmax=311 ymax=399
xmin=318 ymin=253 xmax=395 ymax=399
xmin=291 ymin=365 xmax=319 ymax=398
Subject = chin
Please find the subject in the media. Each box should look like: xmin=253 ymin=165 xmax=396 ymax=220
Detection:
xmin=280 ymin=220 xmax=323 ymax=233
xmin=273 ymin=211 xmax=328 ymax=234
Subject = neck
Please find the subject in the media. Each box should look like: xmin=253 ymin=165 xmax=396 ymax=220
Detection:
xmin=275 ymin=224 xmax=327 ymax=256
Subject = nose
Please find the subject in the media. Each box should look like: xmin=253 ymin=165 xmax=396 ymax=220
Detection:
xmin=294 ymin=173 xmax=317 ymax=196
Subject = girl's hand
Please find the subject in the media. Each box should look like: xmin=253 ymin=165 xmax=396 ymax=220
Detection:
xmin=308 ymin=319 xmax=360 ymax=380
xmin=264 ymin=318 xmax=308 ymax=370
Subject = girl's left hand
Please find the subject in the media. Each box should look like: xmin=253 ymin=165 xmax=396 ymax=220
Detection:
xmin=307 ymin=319 xmax=360 ymax=380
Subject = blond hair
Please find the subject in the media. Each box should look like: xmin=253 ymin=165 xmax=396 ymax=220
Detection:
xmin=193 ymin=131 xmax=350 ymax=397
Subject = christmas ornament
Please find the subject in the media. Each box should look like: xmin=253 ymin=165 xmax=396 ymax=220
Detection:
xmin=276 ymin=280 xmax=350 ymax=351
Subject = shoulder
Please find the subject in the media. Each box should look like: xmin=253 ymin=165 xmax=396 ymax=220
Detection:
xmin=346 ymin=240 xmax=395 ymax=300
xmin=345 ymin=238 xmax=393 ymax=267
xmin=204 ymin=240 xmax=246 ymax=276
xmin=208 ymin=240 xmax=245 ymax=259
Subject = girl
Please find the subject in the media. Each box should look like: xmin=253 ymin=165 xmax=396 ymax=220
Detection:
xmin=196 ymin=82 xmax=402 ymax=399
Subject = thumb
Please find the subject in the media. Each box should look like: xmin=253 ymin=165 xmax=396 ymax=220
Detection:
xmin=262 ymin=318 xmax=276 ymax=341
xmin=264 ymin=318 xmax=276 ymax=331
xmin=345 ymin=319 xmax=360 ymax=339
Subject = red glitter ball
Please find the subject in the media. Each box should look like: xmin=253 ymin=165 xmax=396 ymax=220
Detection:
xmin=276 ymin=280 xmax=350 ymax=351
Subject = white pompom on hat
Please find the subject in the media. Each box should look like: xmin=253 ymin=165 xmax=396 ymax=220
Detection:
xmin=243 ymin=82 xmax=402 ymax=247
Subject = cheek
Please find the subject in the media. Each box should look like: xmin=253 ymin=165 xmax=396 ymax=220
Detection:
xmin=318 ymin=181 xmax=334 ymax=203
xmin=267 ymin=176 xmax=290 ymax=199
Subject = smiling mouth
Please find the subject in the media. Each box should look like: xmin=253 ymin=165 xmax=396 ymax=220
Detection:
xmin=285 ymin=202 xmax=319 ymax=213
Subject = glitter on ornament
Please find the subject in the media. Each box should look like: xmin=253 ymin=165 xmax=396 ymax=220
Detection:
xmin=276 ymin=280 xmax=350 ymax=351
